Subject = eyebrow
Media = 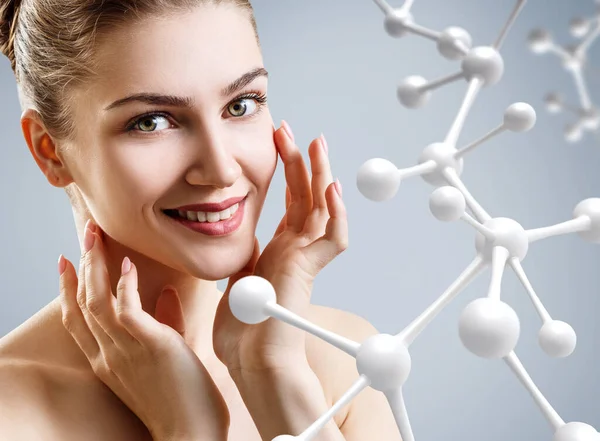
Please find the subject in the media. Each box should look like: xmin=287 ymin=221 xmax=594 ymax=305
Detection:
xmin=103 ymin=67 xmax=269 ymax=111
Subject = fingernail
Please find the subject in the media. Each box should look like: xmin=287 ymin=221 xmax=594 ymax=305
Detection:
xmin=320 ymin=133 xmax=328 ymax=154
xmin=281 ymin=120 xmax=295 ymax=142
xmin=83 ymin=225 xmax=95 ymax=252
xmin=334 ymin=178 xmax=342 ymax=197
xmin=58 ymin=254 xmax=66 ymax=275
xmin=121 ymin=256 xmax=131 ymax=275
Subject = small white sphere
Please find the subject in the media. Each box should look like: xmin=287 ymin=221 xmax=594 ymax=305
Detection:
xmin=570 ymin=17 xmax=591 ymax=38
xmin=475 ymin=217 xmax=529 ymax=261
xmin=545 ymin=92 xmax=563 ymax=113
xmin=458 ymin=298 xmax=521 ymax=359
xmin=356 ymin=158 xmax=401 ymax=202
xmin=553 ymin=422 xmax=599 ymax=441
xmin=356 ymin=334 xmax=411 ymax=391
xmin=562 ymin=45 xmax=585 ymax=71
xmin=397 ymin=76 xmax=430 ymax=108
xmin=228 ymin=275 xmax=276 ymax=324
xmin=271 ymin=436 xmax=297 ymax=441
xmin=573 ymin=198 xmax=600 ymax=243
xmin=565 ymin=123 xmax=583 ymax=143
xmin=503 ymin=102 xmax=536 ymax=132
xmin=418 ymin=142 xmax=464 ymax=186
xmin=384 ymin=9 xmax=413 ymax=38
xmin=539 ymin=320 xmax=577 ymax=358
xmin=462 ymin=46 xmax=504 ymax=86
xmin=429 ymin=186 xmax=466 ymax=222
xmin=582 ymin=108 xmax=600 ymax=130
xmin=528 ymin=28 xmax=552 ymax=54
xmin=437 ymin=26 xmax=472 ymax=60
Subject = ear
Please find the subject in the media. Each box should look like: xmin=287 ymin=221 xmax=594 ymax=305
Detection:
xmin=21 ymin=108 xmax=74 ymax=188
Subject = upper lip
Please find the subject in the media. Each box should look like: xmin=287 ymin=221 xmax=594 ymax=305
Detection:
xmin=169 ymin=195 xmax=247 ymax=213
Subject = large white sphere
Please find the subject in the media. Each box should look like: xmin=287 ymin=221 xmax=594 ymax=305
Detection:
xmin=458 ymin=298 xmax=520 ymax=359
xmin=528 ymin=28 xmax=552 ymax=54
xmin=539 ymin=320 xmax=577 ymax=358
xmin=356 ymin=158 xmax=401 ymax=202
xmin=418 ymin=142 xmax=463 ymax=186
xmin=462 ymin=46 xmax=504 ymax=85
xmin=474 ymin=218 xmax=529 ymax=262
xmin=573 ymin=198 xmax=600 ymax=243
xmin=570 ymin=17 xmax=591 ymax=38
xmin=271 ymin=436 xmax=297 ymax=441
xmin=429 ymin=186 xmax=466 ymax=222
xmin=384 ymin=9 xmax=413 ymax=38
xmin=553 ymin=422 xmax=599 ymax=441
xmin=356 ymin=334 xmax=411 ymax=391
xmin=228 ymin=275 xmax=276 ymax=324
xmin=397 ymin=76 xmax=430 ymax=108
xmin=437 ymin=26 xmax=472 ymax=60
xmin=504 ymin=102 xmax=536 ymax=132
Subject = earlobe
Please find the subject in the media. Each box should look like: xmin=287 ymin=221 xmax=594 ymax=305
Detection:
xmin=20 ymin=110 xmax=74 ymax=188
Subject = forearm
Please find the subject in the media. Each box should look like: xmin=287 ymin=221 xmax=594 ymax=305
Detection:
xmin=229 ymin=364 xmax=346 ymax=441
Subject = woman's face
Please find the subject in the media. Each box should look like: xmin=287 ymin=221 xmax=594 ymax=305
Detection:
xmin=65 ymin=5 xmax=277 ymax=280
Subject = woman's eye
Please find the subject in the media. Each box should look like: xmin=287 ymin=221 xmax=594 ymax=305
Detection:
xmin=227 ymin=98 xmax=257 ymax=117
xmin=132 ymin=114 xmax=171 ymax=133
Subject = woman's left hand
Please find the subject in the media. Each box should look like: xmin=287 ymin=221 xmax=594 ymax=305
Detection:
xmin=213 ymin=121 xmax=348 ymax=376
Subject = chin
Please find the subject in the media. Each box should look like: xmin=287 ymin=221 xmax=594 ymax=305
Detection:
xmin=184 ymin=241 xmax=256 ymax=281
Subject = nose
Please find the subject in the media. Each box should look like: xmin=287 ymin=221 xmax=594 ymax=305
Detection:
xmin=185 ymin=130 xmax=242 ymax=188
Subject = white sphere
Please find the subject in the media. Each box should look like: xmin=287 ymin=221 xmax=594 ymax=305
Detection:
xmin=418 ymin=142 xmax=464 ymax=186
xmin=570 ymin=17 xmax=590 ymax=38
xmin=228 ymin=275 xmax=276 ymax=324
xmin=553 ymin=422 xmax=599 ymax=441
xmin=397 ymin=76 xmax=430 ymax=108
xmin=271 ymin=436 xmax=297 ymax=441
xmin=582 ymin=108 xmax=600 ymax=130
xmin=528 ymin=28 xmax=552 ymax=54
xmin=565 ymin=123 xmax=583 ymax=143
xmin=356 ymin=158 xmax=401 ymax=202
xmin=475 ymin=217 xmax=529 ymax=262
xmin=545 ymin=92 xmax=563 ymax=113
xmin=458 ymin=298 xmax=521 ymax=359
xmin=573 ymin=198 xmax=600 ymax=243
xmin=437 ymin=27 xmax=472 ymax=60
xmin=429 ymin=186 xmax=466 ymax=222
xmin=356 ymin=334 xmax=411 ymax=391
xmin=503 ymin=102 xmax=536 ymax=132
xmin=384 ymin=9 xmax=413 ymax=38
xmin=462 ymin=46 xmax=504 ymax=86
xmin=539 ymin=320 xmax=577 ymax=358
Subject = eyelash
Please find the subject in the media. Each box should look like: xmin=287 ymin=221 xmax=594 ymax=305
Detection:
xmin=125 ymin=91 xmax=268 ymax=134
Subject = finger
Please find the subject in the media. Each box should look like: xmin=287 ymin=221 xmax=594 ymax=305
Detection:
xmin=302 ymin=180 xmax=348 ymax=272
xmin=303 ymin=135 xmax=334 ymax=238
xmin=84 ymin=228 xmax=138 ymax=350
xmin=59 ymin=255 xmax=100 ymax=358
xmin=115 ymin=259 xmax=165 ymax=345
xmin=154 ymin=287 xmax=186 ymax=337
xmin=272 ymin=185 xmax=293 ymax=239
xmin=276 ymin=121 xmax=312 ymax=233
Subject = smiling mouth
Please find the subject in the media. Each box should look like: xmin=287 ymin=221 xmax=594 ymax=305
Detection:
xmin=162 ymin=202 xmax=241 ymax=223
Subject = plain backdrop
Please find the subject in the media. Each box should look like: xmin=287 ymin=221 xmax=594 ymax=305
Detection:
xmin=1 ymin=1 xmax=599 ymax=440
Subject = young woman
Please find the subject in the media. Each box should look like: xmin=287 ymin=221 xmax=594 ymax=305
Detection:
xmin=0 ymin=0 xmax=401 ymax=440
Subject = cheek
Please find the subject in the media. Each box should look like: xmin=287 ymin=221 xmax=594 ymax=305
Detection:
xmin=243 ymin=137 xmax=277 ymax=191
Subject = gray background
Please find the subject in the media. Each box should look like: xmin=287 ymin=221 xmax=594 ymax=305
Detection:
xmin=1 ymin=0 xmax=598 ymax=439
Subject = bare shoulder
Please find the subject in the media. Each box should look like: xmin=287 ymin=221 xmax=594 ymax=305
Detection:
xmin=304 ymin=305 xmax=379 ymax=426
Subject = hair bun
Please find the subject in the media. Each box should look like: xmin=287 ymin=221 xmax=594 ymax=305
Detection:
xmin=0 ymin=0 xmax=23 ymax=70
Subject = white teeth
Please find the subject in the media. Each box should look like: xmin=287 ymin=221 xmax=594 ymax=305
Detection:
xmin=175 ymin=202 xmax=240 ymax=223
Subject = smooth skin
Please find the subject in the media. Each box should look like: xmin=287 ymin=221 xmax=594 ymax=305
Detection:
xmin=0 ymin=3 xmax=402 ymax=441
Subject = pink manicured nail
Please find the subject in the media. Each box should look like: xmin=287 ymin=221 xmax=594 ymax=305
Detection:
xmin=58 ymin=254 xmax=66 ymax=275
xmin=121 ymin=256 xmax=131 ymax=275
xmin=83 ymin=225 xmax=95 ymax=252
xmin=320 ymin=134 xmax=328 ymax=154
xmin=334 ymin=178 xmax=342 ymax=197
xmin=281 ymin=120 xmax=295 ymax=142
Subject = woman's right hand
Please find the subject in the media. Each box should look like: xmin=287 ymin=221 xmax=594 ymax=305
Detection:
xmin=58 ymin=220 xmax=230 ymax=441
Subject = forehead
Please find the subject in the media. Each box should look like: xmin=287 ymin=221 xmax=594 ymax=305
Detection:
xmin=88 ymin=5 xmax=262 ymax=106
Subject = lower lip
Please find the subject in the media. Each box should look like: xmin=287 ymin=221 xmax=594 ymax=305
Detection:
xmin=166 ymin=198 xmax=246 ymax=236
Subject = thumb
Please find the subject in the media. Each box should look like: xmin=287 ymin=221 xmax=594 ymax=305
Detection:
xmin=224 ymin=236 xmax=261 ymax=295
xmin=154 ymin=286 xmax=186 ymax=337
